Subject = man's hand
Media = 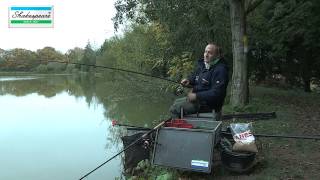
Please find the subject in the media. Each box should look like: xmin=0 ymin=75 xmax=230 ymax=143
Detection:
xmin=181 ymin=79 xmax=190 ymax=86
xmin=187 ymin=92 xmax=197 ymax=102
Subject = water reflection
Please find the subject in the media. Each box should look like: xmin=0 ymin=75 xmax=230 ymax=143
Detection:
xmin=0 ymin=76 xmax=38 ymax=81
xmin=0 ymin=73 xmax=175 ymax=179
xmin=0 ymin=73 xmax=175 ymax=125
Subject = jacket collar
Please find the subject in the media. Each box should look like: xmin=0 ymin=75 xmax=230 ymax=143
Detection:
xmin=203 ymin=58 xmax=220 ymax=70
xmin=209 ymin=58 xmax=220 ymax=67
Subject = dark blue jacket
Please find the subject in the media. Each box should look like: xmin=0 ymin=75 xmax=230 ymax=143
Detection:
xmin=188 ymin=58 xmax=229 ymax=111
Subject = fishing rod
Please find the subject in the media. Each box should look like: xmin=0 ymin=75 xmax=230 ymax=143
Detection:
xmin=221 ymin=132 xmax=320 ymax=140
xmin=221 ymin=112 xmax=276 ymax=120
xmin=114 ymin=121 xmax=320 ymax=141
xmin=45 ymin=60 xmax=190 ymax=95
xmin=112 ymin=120 xmax=151 ymax=130
xmin=45 ymin=60 xmax=182 ymax=85
xmin=113 ymin=112 xmax=277 ymax=131
xmin=113 ymin=112 xmax=277 ymax=126
xmin=123 ymin=127 xmax=320 ymax=141
xmin=79 ymin=118 xmax=169 ymax=180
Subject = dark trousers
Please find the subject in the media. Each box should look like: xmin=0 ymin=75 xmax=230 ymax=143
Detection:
xmin=169 ymin=97 xmax=200 ymax=118
xmin=169 ymin=97 xmax=222 ymax=121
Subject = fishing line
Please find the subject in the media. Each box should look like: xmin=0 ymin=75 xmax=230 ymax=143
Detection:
xmin=46 ymin=60 xmax=181 ymax=85
xmin=45 ymin=60 xmax=188 ymax=95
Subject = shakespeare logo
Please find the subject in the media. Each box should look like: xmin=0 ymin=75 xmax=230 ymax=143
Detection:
xmin=9 ymin=6 xmax=54 ymax=28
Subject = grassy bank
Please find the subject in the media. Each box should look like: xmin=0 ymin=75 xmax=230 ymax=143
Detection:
xmin=127 ymin=85 xmax=320 ymax=180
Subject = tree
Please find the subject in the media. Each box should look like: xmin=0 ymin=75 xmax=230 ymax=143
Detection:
xmin=268 ymin=0 xmax=320 ymax=92
xmin=0 ymin=48 xmax=5 ymax=61
xmin=37 ymin=47 xmax=66 ymax=62
xmin=66 ymin=47 xmax=84 ymax=63
xmin=1 ymin=48 xmax=38 ymax=71
xmin=36 ymin=47 xmax=67 ymax=72
xmin=65 ymin=47 xmax=85 ymax=70
xmin=96 ymin=24 xmax=171 ymax=76
xmin=248 ymin=0 xmax=320 ymax=92
xmin=80 ymin=43 xmax=96 ymax=72
xmin=228 ymin=0 xmax=264 ymax=107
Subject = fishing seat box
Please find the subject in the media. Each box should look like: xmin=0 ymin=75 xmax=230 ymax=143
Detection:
xmin=152 ymin=118 xmax=222 ymax=173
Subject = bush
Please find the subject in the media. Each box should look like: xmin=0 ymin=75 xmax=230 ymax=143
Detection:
xmin=47 ymin=62 xmax=66 ymax=72
xmin=35 ymin=64 xmax=48 ymax=73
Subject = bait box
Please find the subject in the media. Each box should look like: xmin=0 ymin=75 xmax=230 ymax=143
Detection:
xmin=152 ymin=118 xmax=221 ymax=173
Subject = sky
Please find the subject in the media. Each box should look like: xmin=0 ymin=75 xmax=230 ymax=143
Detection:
xmin=0 ymin=0 xmax=117 ymax=53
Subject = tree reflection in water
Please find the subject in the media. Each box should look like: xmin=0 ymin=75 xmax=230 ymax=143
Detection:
xmin=0 ymin=72 xmax=175 ymax=150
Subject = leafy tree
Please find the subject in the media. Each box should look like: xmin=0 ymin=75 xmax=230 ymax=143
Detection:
xmin=80 ymin=43 xmax=96 ymax=72
xmin=248 ymin=0 xmax=320 ymax=92
xmin=0 ymin=48 xmax=6 ymax=67
xmin=268 ymin=0 xmax=320 ymax=92
xmin=66 ymin=47 xmax=84 ymax=63
xmin=1 ymin=48 xmax=38 ymax=71
xmin=0 ymin=48 xmax=5 ymax=59
xmin=36 ymin=47 xmax=67 ymax=72
xmin=37 ymin=47 xmax=66 ymax=62
xmin=247 ymin=1 xmax=276 ymax=83
xmin=65 ymin=47 xmax=85 ymax=70
xmin=97 ymin=24 xmax=170 ymax=76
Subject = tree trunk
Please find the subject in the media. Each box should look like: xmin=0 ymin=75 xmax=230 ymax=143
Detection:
xmin=229 ymin=0 xmax=249 ymax=107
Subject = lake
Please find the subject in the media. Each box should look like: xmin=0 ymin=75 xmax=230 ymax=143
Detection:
xmin=0 ymin=73 xmax=175 ymax=180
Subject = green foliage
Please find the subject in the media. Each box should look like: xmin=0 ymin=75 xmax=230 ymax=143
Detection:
xmin=65 ymin=47 xmax=84 ymax=63
xmin=167 ymin=52 xmax=194 ymax=80
xmin=65 ymin=64 xmax=78 ymax=73
xmin=155 ymin=173 xmax=173 ymax=180
xmin=0 ymin=48 xmax=38 ymax=71
xmin=0 ymin=47 xmax=80 ymax=73
xmin=47 ymin=62 xmax=66 ymax=72
xmin=248 ymin=0 xmax=320 ymax=91
xmin=65 ymin=47 xmax=85 ymax=70
xmin=125 ymin=159 xmax=177 ymax=180
xmin=114 ymin=0 xmax=232 ymax=59
xmin=97 ymin=24 xmax=170 ymax=77
xmin=35 ymin=64 xmax=48 ymax=73
xmin=79 ymin=43 xmax=96 ymax=72
xmin=0 ymin=46 xmax=77 ymax=73
xmin=37 ymin=47 xmax=66 ymax=62
xmin=113 ymin=0 xmax=320 ymax=93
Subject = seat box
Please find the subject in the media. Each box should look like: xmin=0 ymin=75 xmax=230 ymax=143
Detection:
xmin=152 ymin=119 xmax=221 ymax=173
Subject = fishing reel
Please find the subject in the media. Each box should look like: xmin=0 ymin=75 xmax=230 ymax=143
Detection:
xmin=174 ymin=84 xmax=193 ymax=96
xmin=142 ymin=132 xmax=157 ymax=150
xmin=142 ymin=139 xmax=150 ymax=149
xmin=174 ymin=84 xmax=184 ymax=96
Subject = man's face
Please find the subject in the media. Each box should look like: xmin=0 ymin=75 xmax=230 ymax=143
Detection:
xmin=203 ymin=44 xmax=216 ymax=63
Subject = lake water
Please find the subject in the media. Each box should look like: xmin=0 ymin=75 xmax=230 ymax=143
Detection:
xmin=0 ymin=73 xmax=175 ymax=180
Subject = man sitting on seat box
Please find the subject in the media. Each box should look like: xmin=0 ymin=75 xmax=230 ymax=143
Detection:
xmin=169 ymin=43 xmax=229 ymax=118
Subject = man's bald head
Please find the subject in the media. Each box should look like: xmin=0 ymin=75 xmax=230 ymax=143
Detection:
xmin=204 ymin=43 xmax=221 ymax=63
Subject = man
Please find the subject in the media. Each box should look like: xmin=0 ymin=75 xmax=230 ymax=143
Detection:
xmin=169 ymin=43 xmax=229 ymax=118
